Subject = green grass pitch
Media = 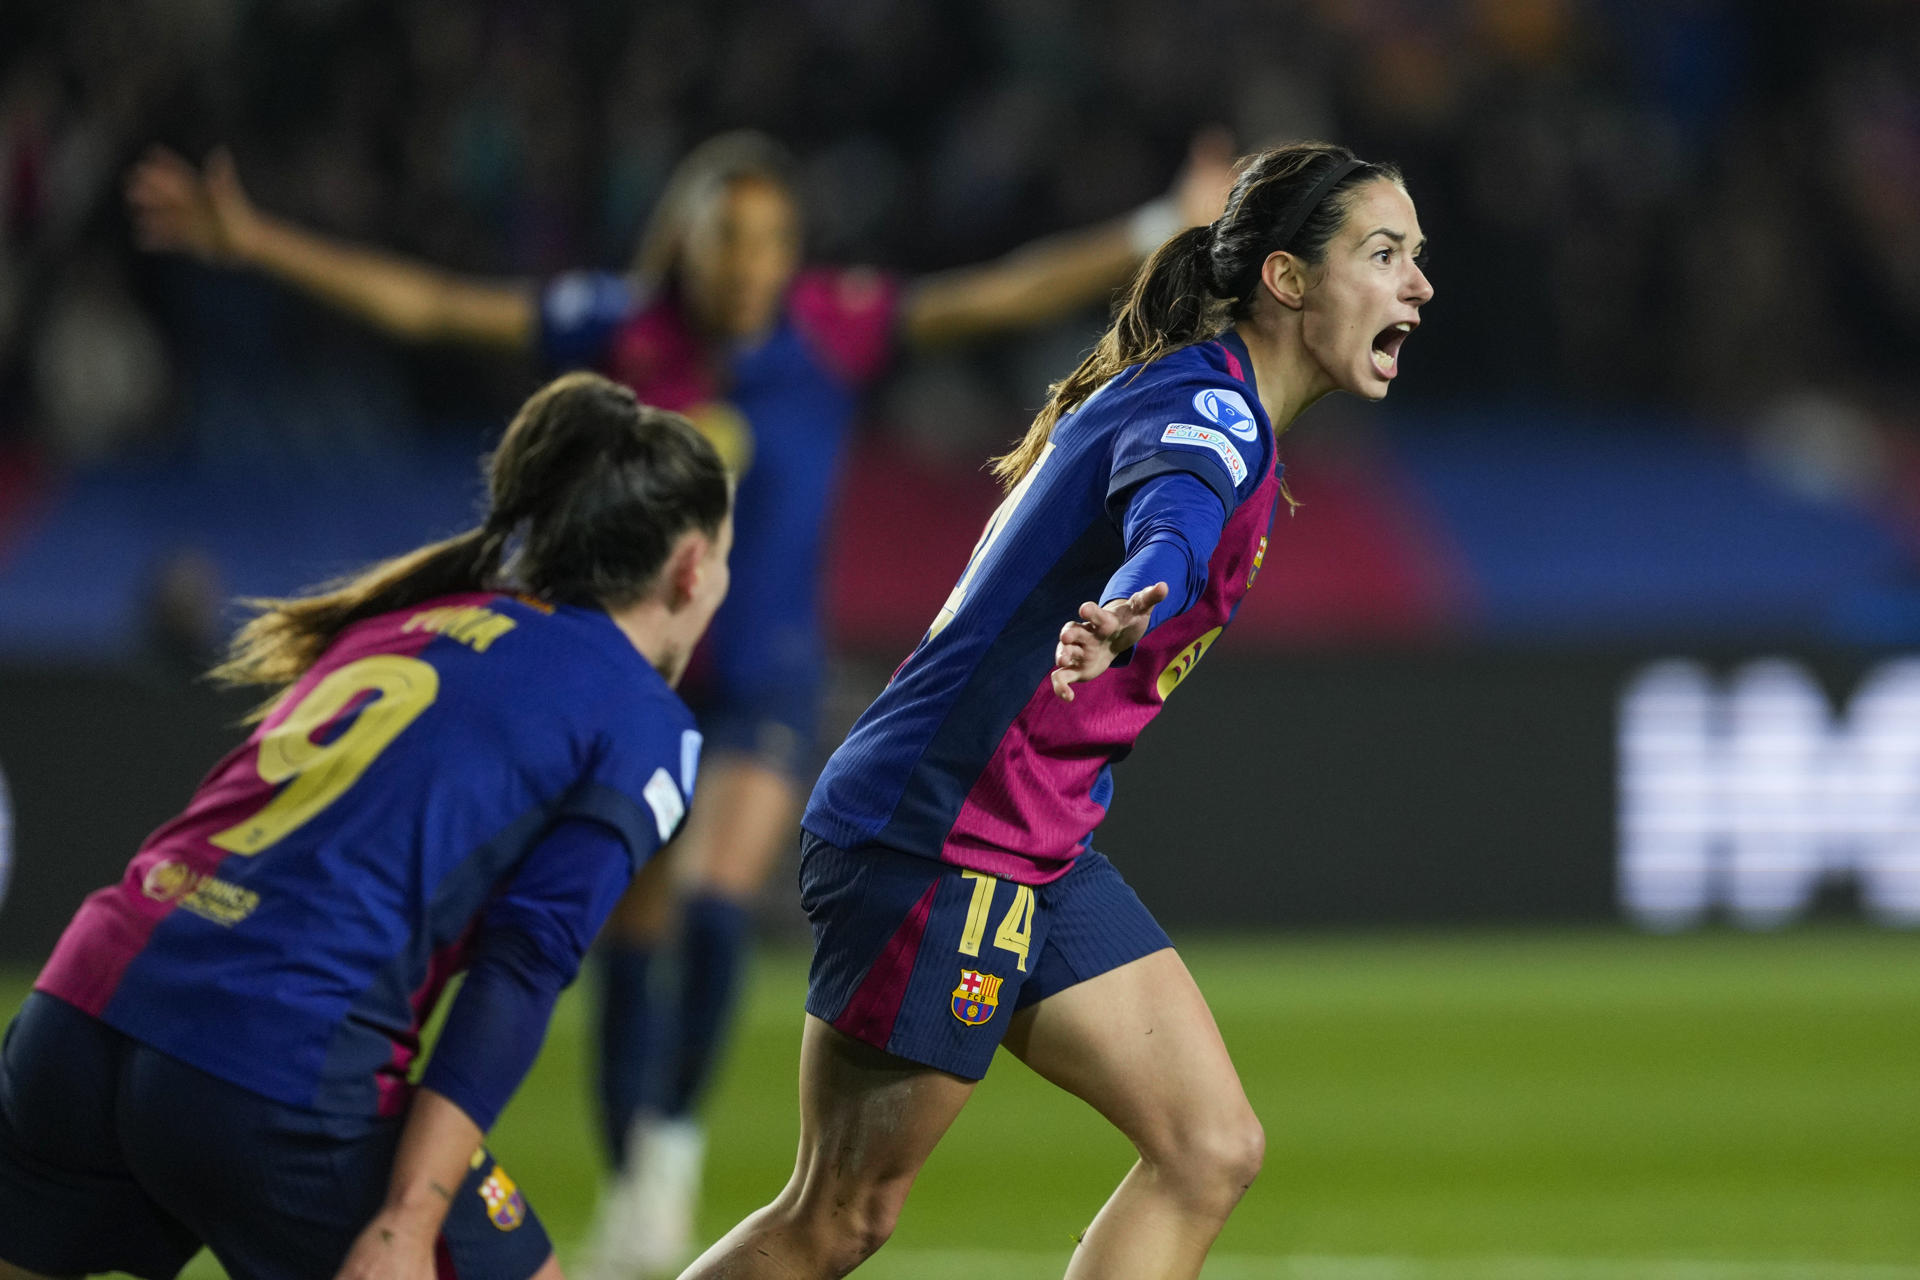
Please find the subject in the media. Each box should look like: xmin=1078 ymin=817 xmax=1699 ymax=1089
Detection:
xmin=4 ymin=929 xmax=1917 ymax=1278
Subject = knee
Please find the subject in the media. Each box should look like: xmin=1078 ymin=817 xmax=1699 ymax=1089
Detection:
xmin=1151 ymin=1107 xmax=1265 ymax=1215
xmin=774 ymin=1176 xmax=908 ymax=1275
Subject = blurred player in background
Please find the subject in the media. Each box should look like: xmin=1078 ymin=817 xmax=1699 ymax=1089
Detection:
xmin=0 ymin=372 xmax=730 ymax=1280
xmin=127 ymin=126 xmax=1232 ymax=1276
xmin=680 ymin=142 xmax=1433 ymax=1280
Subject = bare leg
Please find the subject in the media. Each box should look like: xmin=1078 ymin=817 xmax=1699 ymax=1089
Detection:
xmin=675 ymin=1015 xmax=976 ymax=1279
xmin=680 ymin=757 xmax=802 ymax=900
xmin=588 ymin=759 xmax=804 ymax=1275
xmin=602 ymin=756 xmax=803 ymax=944
xmin=1001 ymin=948 xmax=1264 ymax=1280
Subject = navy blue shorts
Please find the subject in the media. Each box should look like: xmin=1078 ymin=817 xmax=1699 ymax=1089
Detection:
xmin=0 ymin=993 xmax=553 ymax=1280
xmin=799 ymin=833 xmax=1173 ymax=1079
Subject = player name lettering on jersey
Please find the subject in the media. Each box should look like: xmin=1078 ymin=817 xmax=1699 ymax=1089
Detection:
xmin=403 ymin=605 xmax=517 ymax=653
xmin=1160 ymin=423 xmax=1247 ymax=486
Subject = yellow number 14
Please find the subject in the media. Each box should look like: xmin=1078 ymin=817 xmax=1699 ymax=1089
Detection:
xmin=958 ymin=869 xmax=1035 ymax=972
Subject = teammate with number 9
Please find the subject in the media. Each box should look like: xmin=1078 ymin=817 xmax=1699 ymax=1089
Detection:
xmin=0 ymin=372 xmax=731 ymax=1280
xmin=684 ymin=142 xmax=1433 ymax=1279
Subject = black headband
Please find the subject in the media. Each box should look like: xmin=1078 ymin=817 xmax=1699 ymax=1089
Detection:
xmin=1273 ymin=156 xmax=1364 ymax=251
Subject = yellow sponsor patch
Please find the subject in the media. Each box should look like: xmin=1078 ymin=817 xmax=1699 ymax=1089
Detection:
xmin=1155 ymin=626 xmax=1223 ymax=701
xmin=141 ymin=860 xmax=260 ymax=926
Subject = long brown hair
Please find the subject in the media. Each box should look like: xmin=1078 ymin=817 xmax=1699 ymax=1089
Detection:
xmin=213 ymin=372 xmax=730 ymax=709
xmin=992 ymin=142 xmax=1403 ymax=487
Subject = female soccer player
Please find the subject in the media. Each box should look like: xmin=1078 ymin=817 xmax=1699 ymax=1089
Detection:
xmin=678 ymin=141 xmax=1433 ymax=1280
xmin=0 ymin=371 xmax=731 ymax=1280
xmin=126 ymin=129 xmax=1230 ymax=1274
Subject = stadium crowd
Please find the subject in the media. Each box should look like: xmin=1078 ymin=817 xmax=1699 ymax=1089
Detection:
xmin=2 ymin=0 xmax=1917 ymax=459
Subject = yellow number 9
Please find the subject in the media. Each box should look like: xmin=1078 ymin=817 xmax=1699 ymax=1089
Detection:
xmin=210 ymin=654 xmax=440 ymax=855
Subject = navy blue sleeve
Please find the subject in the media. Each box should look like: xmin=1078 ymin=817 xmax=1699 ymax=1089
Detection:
xmin=538 ymin=270 xmax=637 ymax=371
xmin=554 ymin=710 xmax=701 ymax=875
xmin=1100 ymin=471 xmax=1227 ymax=630
xmin=419 ymin=818 xmax=634 ymax=1131
xmin=1106 ymin=377 xmax=1265 ymax=517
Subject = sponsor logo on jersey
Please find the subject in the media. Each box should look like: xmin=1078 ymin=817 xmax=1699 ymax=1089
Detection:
xmin=951 ymin=968 xmax=1003 ymax=1025
xmin=1161 ymin=424 xmax=1247 ymax=486
xmin=688 ymin=401 xmax=756 ymax=476
xmin=643 ymin=767 xmax=686 ymax=842
xmin=1193 ymin=387 xmax=1258 ymax=441
xmin=1156 ymin=626 xmax=1224 ymax=701
xmin=141 ymin=860 xmax=260 ymax=926
xmin=478 ymin=1163 xmax=526 ymax=1231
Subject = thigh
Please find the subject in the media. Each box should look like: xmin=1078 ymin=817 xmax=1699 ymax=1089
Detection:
xmin=0 ymin=994 xmax=200 ymax=1280
xmin=677 ymin=755 xmax=803 ymax=897
xmin=791 ymin=1014 xmax=975 ymax=1198
xmin=1002 ymin=948 xmax=1255 ymax=1158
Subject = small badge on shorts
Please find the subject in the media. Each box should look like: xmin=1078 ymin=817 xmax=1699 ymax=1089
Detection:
xmin=951 ymin=969 xmax=1003 ymax=1025
xmin=478 ymin=1164 xmax=526 ymax=1231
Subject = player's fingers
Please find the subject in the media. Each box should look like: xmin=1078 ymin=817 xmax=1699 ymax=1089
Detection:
xmin=1133 ymin=582 xmax=1170 ymax=611
xmin=1050 ymin=667 xmax=1075 ymax=701
xmin=1078 ymin=600 xmax=1120 ymax=637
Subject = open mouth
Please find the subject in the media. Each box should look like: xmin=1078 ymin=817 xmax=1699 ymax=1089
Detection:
xmin=1370 ymin=321 xmax=1414 ymax=377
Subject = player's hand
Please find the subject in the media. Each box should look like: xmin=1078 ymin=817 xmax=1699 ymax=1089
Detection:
xmin=126 ymin=145 xmax=260 ymax=264
xmin=1050 ymin=582 xmax=1168 ymax=702
xmin=331 ymin=1209 xmax=438 ymax=1280
xmin=1170 ymin=127 xmax=1237 ymax=230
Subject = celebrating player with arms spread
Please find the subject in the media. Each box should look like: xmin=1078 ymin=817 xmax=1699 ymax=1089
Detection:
xmin=680 ymin=142 xmax=1433 ymax=1280
xmin=0 ymin=373 xmax=730 ymax=1280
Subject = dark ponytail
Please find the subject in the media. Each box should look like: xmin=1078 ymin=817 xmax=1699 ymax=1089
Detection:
xmin=992 ymin=141 xmax=1403 ymax=487
xmin=214 ymin=371 xmax=730 ymax=707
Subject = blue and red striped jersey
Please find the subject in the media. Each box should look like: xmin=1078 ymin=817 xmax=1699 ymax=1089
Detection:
xmin=35 ymin=593 xmax=697 ymax=1116
xmin=803 ymin=330 xmax=1282 ymax=885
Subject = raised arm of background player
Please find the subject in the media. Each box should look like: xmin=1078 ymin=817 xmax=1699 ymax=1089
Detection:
xmin=125 ymin=134 xmax=1233 ymax=351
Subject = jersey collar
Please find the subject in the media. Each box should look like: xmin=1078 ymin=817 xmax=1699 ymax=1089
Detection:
xmin=1217 ymin=328 xmax=1259 ymax=400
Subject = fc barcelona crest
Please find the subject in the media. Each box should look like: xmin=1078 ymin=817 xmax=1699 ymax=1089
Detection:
xmin=478 ymin=1164 xmax=526 ymax=1231
xmin=951 ymin=968 xmax=1003 ymax=1025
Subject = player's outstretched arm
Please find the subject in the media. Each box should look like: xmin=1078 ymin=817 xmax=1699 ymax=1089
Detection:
xmin=332 ymin=1087 xmax=482 ymax=1280
xmin=127 ymin=146 xmax=535 ymax=350
xmin=1051 ymin=581 xmax=1169 ymax=702
xmin=899 ymin=129 xmax=1234 ymax=348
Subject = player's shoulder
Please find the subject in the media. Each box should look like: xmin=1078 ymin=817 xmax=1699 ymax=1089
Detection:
xmin=787 ymin=265 xmax=900 ymax=386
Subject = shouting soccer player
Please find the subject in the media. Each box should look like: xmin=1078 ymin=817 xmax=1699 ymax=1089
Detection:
xmin=0 ymin=373 xmax=729 ymax=1280
xmin=126 ymin=128 xmax=1232 ymax=1276
xmin=679 ymin=143 xmax=1433 ymax=1280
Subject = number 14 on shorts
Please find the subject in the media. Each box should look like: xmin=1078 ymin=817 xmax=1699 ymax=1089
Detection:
xmin=957 ymin=869 xmax=1034 ymax=971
